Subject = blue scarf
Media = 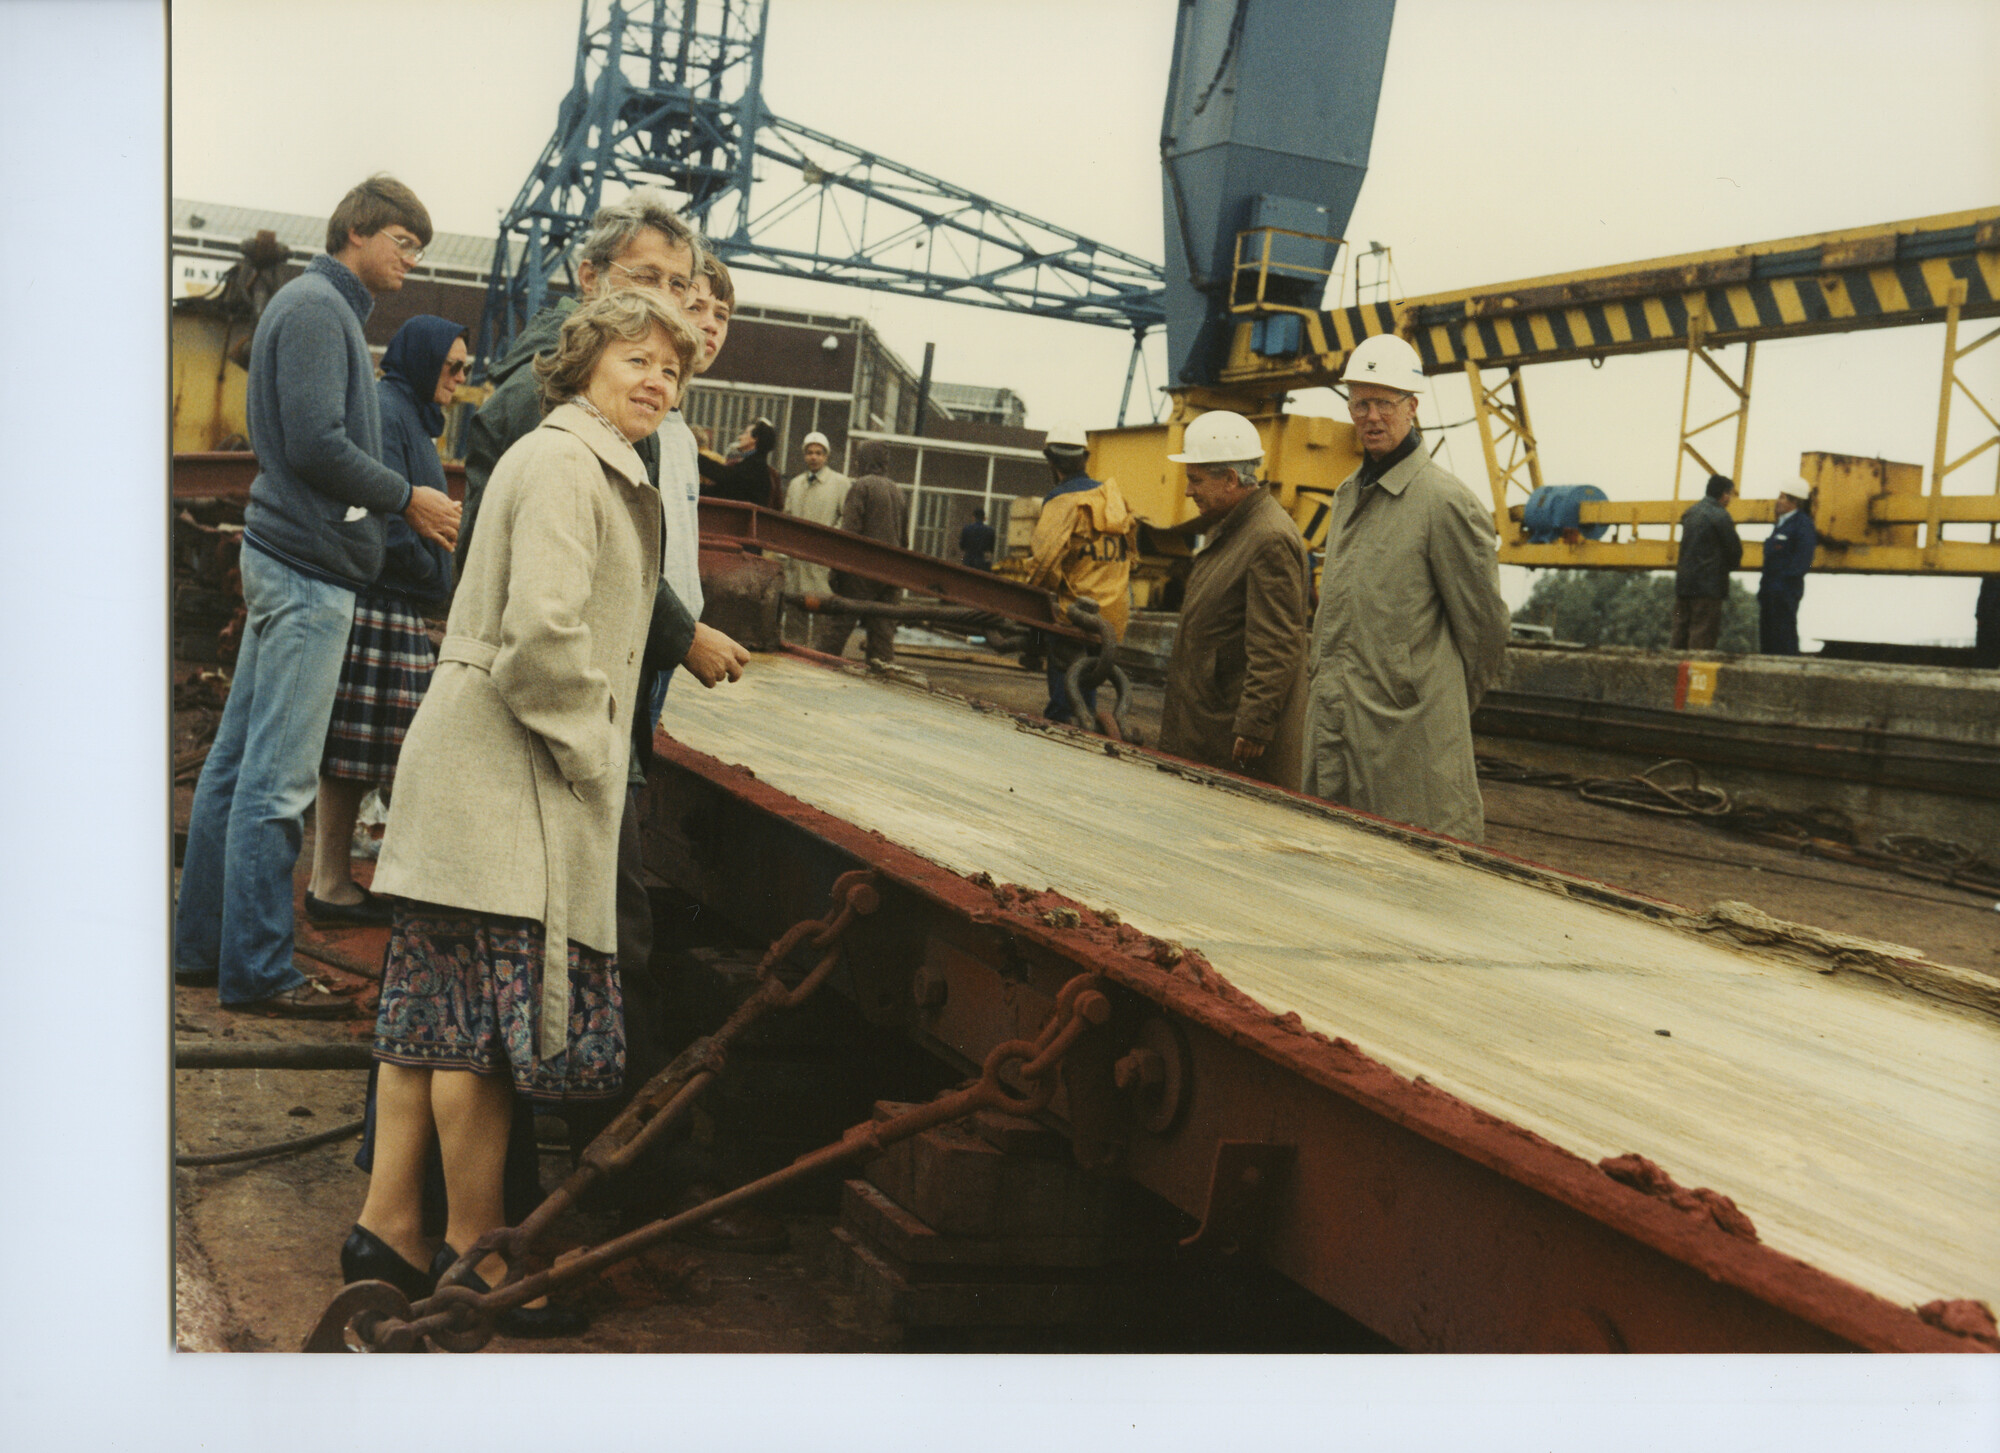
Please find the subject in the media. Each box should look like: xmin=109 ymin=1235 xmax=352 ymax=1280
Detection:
xmin=379 ymin=314 xmax=468 ymax=437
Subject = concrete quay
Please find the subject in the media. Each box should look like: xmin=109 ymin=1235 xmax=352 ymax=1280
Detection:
xmin=1119 ymin=615 xmax=1999 ymax=856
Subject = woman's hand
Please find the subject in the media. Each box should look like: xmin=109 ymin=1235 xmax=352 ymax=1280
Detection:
xmin=683 ymin=623 xmax=749 ymax=687
xmin=404 ymin=485 xmax=462 ymax=550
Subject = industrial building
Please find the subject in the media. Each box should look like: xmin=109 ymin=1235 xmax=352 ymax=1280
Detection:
xmin=172 ymin=197 xmax=1052 ymax=556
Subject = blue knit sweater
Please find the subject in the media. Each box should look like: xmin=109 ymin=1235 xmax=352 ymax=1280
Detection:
xmin=241 ymin=255 xmax=413 ymax=588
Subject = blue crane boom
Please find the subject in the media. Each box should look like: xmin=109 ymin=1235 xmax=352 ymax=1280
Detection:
xmin=477 ymin=0 xmax=1172 ymax=375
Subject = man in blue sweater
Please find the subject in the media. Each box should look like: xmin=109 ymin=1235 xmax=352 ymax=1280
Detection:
xmin=176 ymin=175 xmax=460 ymax=1016
xmin=1758 ymin=480 xmax=1819 ymax=656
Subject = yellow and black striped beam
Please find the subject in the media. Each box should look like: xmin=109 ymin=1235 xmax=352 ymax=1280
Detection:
xmin=1219 ymin=207 xmax=2000 ymax=385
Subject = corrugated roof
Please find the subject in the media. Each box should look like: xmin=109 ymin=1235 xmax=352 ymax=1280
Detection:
xmin=170 ymin=198 xmax=517 ymax=275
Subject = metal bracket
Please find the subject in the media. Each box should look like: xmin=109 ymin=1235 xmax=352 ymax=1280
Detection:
xmin=1179 ymin=1141 xmax=1295 ymax=1253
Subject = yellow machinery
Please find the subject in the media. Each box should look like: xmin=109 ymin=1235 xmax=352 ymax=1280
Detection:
xmin=170 ymin=284 xmax=488 ymax=467
xmin=1085 ymin=207 xmax=2000 ymax=582
xmin=171 ymin=310 xmax=254 ymax=454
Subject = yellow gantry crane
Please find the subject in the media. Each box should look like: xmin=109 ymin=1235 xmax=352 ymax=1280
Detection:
xmin=1095 ymin=207 xmax=2000 ymax=585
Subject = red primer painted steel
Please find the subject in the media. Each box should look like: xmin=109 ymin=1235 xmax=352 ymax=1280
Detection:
xmin=173 ymin=452 xmax=467 ymax=501
xmin=697 ymin=497 xmax=1087 ymax=639
xmin=645 ymin=663 xmax=1992 ymax=1353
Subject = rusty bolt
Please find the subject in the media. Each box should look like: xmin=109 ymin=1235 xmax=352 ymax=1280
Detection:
xmin=847 ymin=882 xmax=881 ymax=915
xmin=1040 ymin=907 xmax=1082 ymax=929
xmin=911 ymin=965 xmax=948 ymax=1010
xmin=1114 ymin=1048 xmax=1165 ymax=1093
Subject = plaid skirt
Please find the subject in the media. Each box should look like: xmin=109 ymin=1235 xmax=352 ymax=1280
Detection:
xmin=320 ymin=591 xmax=436 ymax=783
xmin=373 ymin=901 xmax=625 ymax=1104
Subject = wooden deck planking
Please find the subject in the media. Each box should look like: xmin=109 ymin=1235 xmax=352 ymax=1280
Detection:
xmin=661 ymin=655 xmax=2000 ymax=1312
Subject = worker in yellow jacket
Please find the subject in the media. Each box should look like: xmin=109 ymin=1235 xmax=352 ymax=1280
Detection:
xmin=1025 ymin=420 xmax=1136 ymax=726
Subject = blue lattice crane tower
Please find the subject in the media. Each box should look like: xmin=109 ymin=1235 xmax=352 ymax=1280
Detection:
xmin=478 ymin=0 xmax=1168 ymax=393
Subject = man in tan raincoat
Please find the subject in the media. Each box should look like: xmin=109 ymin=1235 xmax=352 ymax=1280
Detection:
xmin=1157 ymin=411 xmax=1308 ymax=790
xmin=781 ymin=429 xmax=851 ymax=650
xmin=1304 ymin=334 xmax=1510 ymax=841
xmin=1024 ymin=419 xmax=1136 ymax=726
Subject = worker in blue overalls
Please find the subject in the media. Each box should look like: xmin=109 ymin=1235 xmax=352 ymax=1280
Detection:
xmin=1758 ymin=480 xmax=1818 ymax=655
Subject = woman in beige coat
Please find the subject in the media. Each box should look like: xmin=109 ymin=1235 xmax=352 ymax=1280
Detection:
xmin=342 ymin=290 xmax=699 ymax=1335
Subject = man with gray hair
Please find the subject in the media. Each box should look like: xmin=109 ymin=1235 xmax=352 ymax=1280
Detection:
xmin=1305 ymin=333 xmax=1509 ymax=841
xmin=1157 ymin=411 xmax=1309 ymax=789
xmin=459 ymin=188 xmax=698 ymax=572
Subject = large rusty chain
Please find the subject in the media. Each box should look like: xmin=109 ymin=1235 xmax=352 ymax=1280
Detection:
xmin=1059 ymin=599 xmax=1136 ymax=743
xmin=306 ymin=865 xmax=1110 ymax=1352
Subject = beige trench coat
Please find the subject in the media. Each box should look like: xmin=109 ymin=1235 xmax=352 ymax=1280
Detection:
xmin=375 ymin=402 xmax=662 ymax=1058
xmin=1302 ymin=445 xmax=1509 ymax=841
xmin=781 ymin=468 xmax=850 ymax=600
xmin=1157 ymin=488 xmax=1309 ymax=790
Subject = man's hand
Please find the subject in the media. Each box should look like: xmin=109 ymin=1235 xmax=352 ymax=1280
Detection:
xmin=1230 ymin=735 xmax=1267 ymax=765
xmin=404 ymin=486 xmax=461 ymax=550
xmin=683 ymin=622 xmax=750 ymax=687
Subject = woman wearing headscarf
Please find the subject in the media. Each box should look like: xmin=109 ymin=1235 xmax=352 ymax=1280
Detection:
xmin=342 ymin=290 xmax=700 ymax=1338
xmin=305 ymin=314 xmax=466 ymax=923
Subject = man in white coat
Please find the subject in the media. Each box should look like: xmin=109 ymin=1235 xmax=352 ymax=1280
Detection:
xmin=1302 ymin=334 xmax=1510 ymax=842
xmin=781 ymin=430 xmax=852 ymax=650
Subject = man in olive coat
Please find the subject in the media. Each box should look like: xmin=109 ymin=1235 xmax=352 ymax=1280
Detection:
xmin=1158 ymin=412 xmax=1308 ymax=789
xmin=1303 ymin=334 xmax=1510 ymax=842
xmin=828 ymin=440 xmax=910 ymax=663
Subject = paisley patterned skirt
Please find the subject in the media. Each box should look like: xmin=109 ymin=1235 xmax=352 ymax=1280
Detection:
xmin=373 ymin=901 xmax=624 ymax=1104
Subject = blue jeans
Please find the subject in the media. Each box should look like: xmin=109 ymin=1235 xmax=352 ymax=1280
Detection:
xmin=175 ymin=547 xmax=356 ymax=1003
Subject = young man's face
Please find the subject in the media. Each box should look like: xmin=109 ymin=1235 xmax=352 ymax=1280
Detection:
xmin=684 ymin=276 xmax=731 ymax=374
xmin=579 ymin=228 xmax=695 ymax=309
xmin=350 ymin=223 xmax=423 ymax=293
xmin=802 ymin=443 xmax=830 ymax=472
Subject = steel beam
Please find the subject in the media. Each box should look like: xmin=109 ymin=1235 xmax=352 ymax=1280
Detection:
xmin=172 ymin=452 xmax=467 ymax=503
xmin=697 ymin=498 xmax=1087 ymax=639
xmin=1221 ymin=207 xmax=2000 ymax=388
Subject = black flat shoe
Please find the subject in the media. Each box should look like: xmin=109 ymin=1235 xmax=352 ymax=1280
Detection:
xmin=340 ymin=1225 xmax=433 ymax=1304
xmin=304 ymin=889 xmax=394 ymax=927
xmin=430 ymin=1244 xmax=588 ymax=1340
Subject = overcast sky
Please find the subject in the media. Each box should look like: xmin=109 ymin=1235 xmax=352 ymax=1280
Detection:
xmin=168 ymin=0 xmax=2000 ymax=643
xmin=2 ymin=4 xmax=1995 ymax=1437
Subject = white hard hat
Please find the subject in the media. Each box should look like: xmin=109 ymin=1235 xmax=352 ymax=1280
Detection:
xmin=1044 ymin=419 xmax=1089 ymax=451
xmin=1777 ymin=476 xmax=1812 ymax=501
xmin=1168 ymin=410 xmax=1264 ymax=466
xmin=1340 ymin=333 xmax=1426 ymax=392
xmin=802 ymin=430 xmax=830 ymax=450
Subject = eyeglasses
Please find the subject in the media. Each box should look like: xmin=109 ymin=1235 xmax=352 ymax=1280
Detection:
xmin=1346 ymin=395 xmax=1412 ymax=419
xmin=610 ymin=262 xmax=692 ymax=300
xmin=384 ymin=232 xmax=426 ymax=264
xmin=443 ymin=359 xmax=471 ymax=378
